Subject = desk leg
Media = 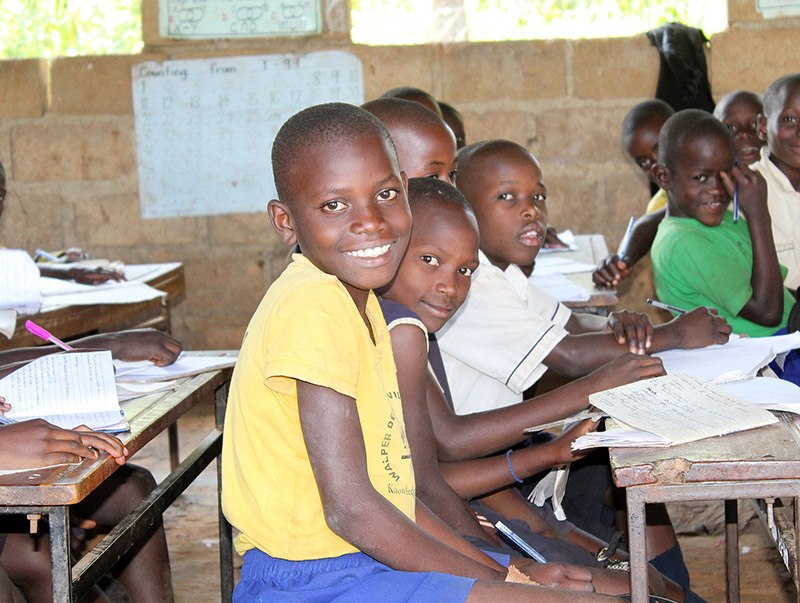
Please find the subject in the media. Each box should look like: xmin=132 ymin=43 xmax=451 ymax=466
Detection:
xmin=627 ymin=489 xmax=649 ymax=603
xmin=215 ymin=381 xmax=234 ymax=603
xmin=168 ymin=423 xmax=180 ymax=471
xmin=725 ymin=499 xmax=740 ymax=603
xmin=49 ymin=506 xmax=73 ymax=602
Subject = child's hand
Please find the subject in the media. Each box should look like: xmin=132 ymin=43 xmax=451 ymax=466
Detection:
xmin=669 ymin=307 xmax=732 ymax=348
xmin=82 ymin=329 xmax=182 ymax=366
xmin=590 ymin=353 xmax=666 ymax=391
xmin=0 ymin=419 xmax=128 ymax=470
xmin=605 ymin=310 xmax=653 ymax=354
xmin=721 ymin=162 xmax=768 ymax=220
xmin=510 ymin=559 xmax=595 ymax=591
xmin=592 ymin=254 xmax=631 ymax=289
xmin=0 ymin=396 xmax=9 ymax=415
xmin=67 ymin=266 xmax=125 ymax=285
xmin=550 ymin=418 xmax=599 ymax=464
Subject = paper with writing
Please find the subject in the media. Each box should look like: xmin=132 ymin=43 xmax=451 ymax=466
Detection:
xmin=588 ymin=374 xmax=778 ymax=446
xmin=0 ymin=351 xmax=128 ymax=431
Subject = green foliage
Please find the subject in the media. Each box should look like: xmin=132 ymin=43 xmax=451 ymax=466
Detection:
xmin=0 ymin=0 xmax=142 ymax=58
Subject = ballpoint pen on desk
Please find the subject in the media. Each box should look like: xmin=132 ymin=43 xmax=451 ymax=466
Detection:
xmin=646 ymin=298 xmax=687 ymax=315
xmin=616 ymin=216 xmax=636 ymax=261
xmin=733 ymin=159 xmax=740 ymax=223
xmin=25 ymin=320 xmax=75 ymax=351
xmin=495 ymin=521 xmax=548 ymax=563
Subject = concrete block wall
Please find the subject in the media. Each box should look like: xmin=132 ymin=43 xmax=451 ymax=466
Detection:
xmin=1 ymin=0 xmax=797 ymax=348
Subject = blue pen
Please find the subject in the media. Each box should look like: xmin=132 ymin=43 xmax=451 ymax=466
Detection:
xmin=495 ymin=521 xmax=548 ymax=563
xmin=733 ymin=159 xmax=740 ymax=223
xmin=617 ymin=216 xmax=636 ymax=260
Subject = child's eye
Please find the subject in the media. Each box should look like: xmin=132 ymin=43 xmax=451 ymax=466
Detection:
xmin=378 ymin=189 xmax=399 ymax=201
xmin=458 ymin=266 xmax=473 ymax=277
xmin=449 ymin=169 xmax=458 ymax=182
xmin=425 ymin=173 xmax=442 ymax=180
xmin=322 ymin=200 xmax=346 ymax=211
xmin=693 ymin=175 xmax=708 ymax=183
xmin=784 ymin=116 xmax=799 ymax=125
xmin=497 ymin=192 xmax=514 ymax=201
xmin=421 ymin=255 xmax=440 ymax=266
xmin=533 ymin=194 xmax=546 ymax=203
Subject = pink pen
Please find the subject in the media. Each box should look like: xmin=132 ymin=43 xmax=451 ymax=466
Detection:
xmin=25 ymin=320 xmax=74 ymax=351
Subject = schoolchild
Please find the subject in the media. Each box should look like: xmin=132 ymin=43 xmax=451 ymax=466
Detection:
xmin=380 ymin=85 xmax=444 ymax=117
xmin=714 ymin=90 xmax=766 ymax=167
xmin=438 ymin=100 xmax=467 ymax=149
xmin=752 ymin=73 xmax=800 ymax=291
xmin=362 ymin=97 xmax=457 ymax=183
xmin=379 ymin=178 xmax=684 ymax=600
xmin=651 ymin=109 xmax=794 ymax=338
xmin=221 ymin=102 xmax=611 ymax=602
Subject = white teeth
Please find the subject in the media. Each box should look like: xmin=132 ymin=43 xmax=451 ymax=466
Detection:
xmin=346 ymin=243 xmax=391 ymax=258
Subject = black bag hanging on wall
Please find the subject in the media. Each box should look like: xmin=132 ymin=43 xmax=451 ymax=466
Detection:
xmin=646 ymin=22 xmax=716 ymax=114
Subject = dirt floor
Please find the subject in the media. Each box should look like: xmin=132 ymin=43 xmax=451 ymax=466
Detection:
xmin=132 ymin=401 xmax=796 ymax=602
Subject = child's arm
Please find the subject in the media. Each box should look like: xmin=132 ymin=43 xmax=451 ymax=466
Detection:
xmin=38 ymin=265 xmax=125 ymax=285
xmin=592 ymin=208 xmax=665 ymax=288
xmin=296 ymin=379 xmax=506 ymax=580
xmin=0 ymin=418 xmax=128 ymax=470
xmin=427 ymin=354 xmax=664 ymax=461
xmin=0 ymin=329 xmax=182 ymax=367
xmin=544 ymin=307 xmax=731 ymax=378
xmin=439 ymin=419 xmax=597 ymax=500
xmin=721 ymin=164 xmax=785 ymax=326
xmin=389 ymin=323 xmax=504 ymax=544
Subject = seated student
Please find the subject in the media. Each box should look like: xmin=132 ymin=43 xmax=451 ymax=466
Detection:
xmin=380 ymin=85 xmax=444 ymax=117
xmin=379 ymin=178 xmax=685 ymax=600
xmin=594 ymin=92 xmax=767 ymax=289
xmin=651 ymin=109 xmax=794 ymax=338
xmin=752 ymin=73 xmax=800 ymax=292
xmin=0 ymin=160 xmax=124 ymax=285
xmin=221 ymin=102 xmax=612 ymax=601
xmin=362 ymin=97 xmax=458 ymax=183
xmin=438 ymin=100 xmax=467 ymax=149
xmin=0 ymin=409 xmax=173 ymax=602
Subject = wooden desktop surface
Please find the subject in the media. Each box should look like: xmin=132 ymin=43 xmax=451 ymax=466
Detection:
xmin=0 ymin=263 xmax=185 ymax=351
xmin=0 ymin=360 xmax=228 ymax=506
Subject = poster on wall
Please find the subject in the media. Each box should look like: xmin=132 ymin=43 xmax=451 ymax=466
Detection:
xmin=131 ymin=51 xmax=363 ymax=219
xmin=756 ymin=0 xmax=800 ymax=17
xmin=159 ymin=0 xmax=322 ymax=38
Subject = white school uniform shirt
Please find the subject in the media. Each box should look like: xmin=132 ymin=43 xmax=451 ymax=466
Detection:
xmin=752 ymin=146 xmax=800 ymax=291
xmin=437 ymin=250 xmax=571 ymax=414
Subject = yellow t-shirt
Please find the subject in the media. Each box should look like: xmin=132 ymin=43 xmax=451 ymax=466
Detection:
xmin=222 ymin=254 xmax=415 ymax=560
xmin=646 ymin=188 xmax=667 ymax=213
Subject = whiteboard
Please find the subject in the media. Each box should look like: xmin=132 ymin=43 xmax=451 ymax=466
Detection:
xmin=131 ymin=51 xmax=364 ymax=218
xmin=159 ymin=0 xmax=322 ymax=38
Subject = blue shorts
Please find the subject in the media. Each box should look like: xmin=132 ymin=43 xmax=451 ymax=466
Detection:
xmin=235 ymin=548 xmax=477 ymax=602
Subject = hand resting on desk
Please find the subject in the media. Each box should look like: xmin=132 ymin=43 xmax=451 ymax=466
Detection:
xmin=76 ymin=329 xmax=182 ymax=366
xmin=0 ymin=402 xmax=128 ymax=470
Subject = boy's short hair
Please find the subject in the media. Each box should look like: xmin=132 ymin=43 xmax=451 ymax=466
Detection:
xmin=658 ymin=109 xmax=733 ymax=170
xmin=407 ymin=177 xmax=476 ymax=226
xmin=456 ymin=139 xmax=533 ymax=180
xmin=362 ymin=97 xmax=448 ymax=134
xmin=764 ymin=73 xmax=800 ymax=117
xmin=621 ymin=99 xmax=675 ymax=144
xmin=271 ymin=102 xmax=397 ymax=202
xmin=379 ymin=86 xmax=442 ymax=116
xmin=713 ymin=90 xmax=763 ymax=119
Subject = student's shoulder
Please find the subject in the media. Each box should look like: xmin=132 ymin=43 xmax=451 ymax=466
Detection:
xmin=379 ymin=298 xmax=427 ymax=335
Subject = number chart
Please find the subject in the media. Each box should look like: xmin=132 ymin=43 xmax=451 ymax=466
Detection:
xmin=132 ymin=51 xmax=363 ymax=218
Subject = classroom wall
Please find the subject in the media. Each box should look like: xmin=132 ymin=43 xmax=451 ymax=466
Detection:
xmin=1 ymin=0 xmax=798 ymax=349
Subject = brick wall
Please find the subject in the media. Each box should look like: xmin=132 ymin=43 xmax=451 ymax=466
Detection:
xmin=1 ymin=0 xmax=797 ymax=349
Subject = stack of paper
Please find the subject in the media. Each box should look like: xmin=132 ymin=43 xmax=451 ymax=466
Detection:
xmin=532 ymin=255 xmax=597 ymax=276
xmin=0 ymin=351 xmax=128 ymax=432
xmin=114 ymin=353 xmax=237 ymax=382
xmin=38 ymin=278 xmax=166 ymax=309
xmin=571 ymin=374 xmax=779 ymax=450
xmin=0 ymin=250 xmax=42 ymax=337
xmin=529 ymin=273 xmax=591 ymax=303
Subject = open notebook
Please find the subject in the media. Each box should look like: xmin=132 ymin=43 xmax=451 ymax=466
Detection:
xmin=0 ymin=351 xmax=128 ymax=432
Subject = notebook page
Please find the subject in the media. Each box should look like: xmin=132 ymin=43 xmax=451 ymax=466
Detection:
xmin=0 ymin=351 xmax=122 ymax=422
xmin=654 ymin=338 xmax=776 ymax=383
xmin=588 ymin=374 xmax=778 ymax=445
xmin=0 ymin=249 xmax=41 ymax=313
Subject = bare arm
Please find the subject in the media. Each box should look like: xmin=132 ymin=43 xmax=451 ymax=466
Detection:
xmin=296 ymin=379 xmax=505 ymax=579
xmin=722 ymin=165 xmax=785 ymax=326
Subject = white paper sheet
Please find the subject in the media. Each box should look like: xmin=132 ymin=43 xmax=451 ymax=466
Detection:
xmin=39 ymin=281 xmax=166 ymax=308
xmin=654 ymin=338 xmax=776 ymax=384
xmin=529 ymin=273 xmax=591 ymax=302
xmin=587 ymin=374 xmax=778 ymax=446
xmin=0 ymin=351 xmax=127 ymax=431
xmin=0 ymin=249 xmax=42 ymax=313
xmin=114 ymin=353 xmax=237 ymax=382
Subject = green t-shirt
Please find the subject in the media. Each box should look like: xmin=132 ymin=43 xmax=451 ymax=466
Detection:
xmin=651 ymin=210 xmax=793 ymax=337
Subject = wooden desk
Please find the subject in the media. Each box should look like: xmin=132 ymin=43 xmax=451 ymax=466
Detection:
xmin=0 ymin=355 xmax=234 ymax=602
xmin=558 ymin=234 xmax=618 ymax=313
xmin=0 ymin=263 xmax=185 ymax=351
xmin=609 ymin=413 xmax=800 ymax=602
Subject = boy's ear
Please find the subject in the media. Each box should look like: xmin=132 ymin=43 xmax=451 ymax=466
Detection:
xmin=267 ymin=199 xmax=298 ymax=247
xmin=652 ymin=163 xmax=671 ymax=190
xmin=757 ymin=114 xmax=768 ymax=141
